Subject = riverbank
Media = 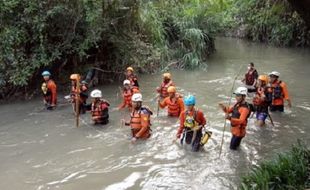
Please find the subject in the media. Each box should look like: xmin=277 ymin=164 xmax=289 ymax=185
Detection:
xmin=240 ymin=141 xmax=310 ymax=189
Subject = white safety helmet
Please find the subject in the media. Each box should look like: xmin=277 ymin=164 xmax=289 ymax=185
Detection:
xmin=123 ymin=79 xmax=131 ymax=85
xmin=131 ymin=93 xmax=143 ymax=102
xmin=234 ymin=87 xmax=248 ymax=96
xmin=268 ymin=71 xmax=280 ymax=77
xmin=90 ymin=89 xmax=102 ymax=98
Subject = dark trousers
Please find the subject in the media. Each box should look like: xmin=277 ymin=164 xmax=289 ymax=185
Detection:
xmin=181 ymin=129 xmax=203 ymax=152
xmin=230 ymin=135 xmax=243 ymax=150
xmin=270 ymin=105 xmax=284 ymax=112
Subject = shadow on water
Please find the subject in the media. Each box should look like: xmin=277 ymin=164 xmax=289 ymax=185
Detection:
xmin=0 ymin=37 xmax=310 ymax=190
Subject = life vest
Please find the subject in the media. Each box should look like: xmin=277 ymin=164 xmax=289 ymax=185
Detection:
xmin=183 ymin=109 xmax=200 ymax=130
xmin=245 ymin=70 xmax=257 ymax=85
xmin=159 ymin=81 xmax=174 ymax=98
xmin=127 ymin=74 xmax=139 ymax=87
xmin=231 ymin=102 xmax=251 ymax=137
xmin=130 ymin=107 xmax=152 ymax=138
xmin=167 ymin=96 xmax=182 ymax=117
xmin=71 ymin=84 xmax=88 ymax=103
xmin=91 ymin=100 xmax=109 ymax=123
xmin=272 ymin=81 xmax=283 ymax=99
xmin=123 ymin=88 xmax=134 ymax=107
xmin=253 ymin=87 xmax=265 ymax=106
xmin=181 ymin=109 xmax=204 ymax=151
xmin=253 ymin=87 xmax=271 ymax=113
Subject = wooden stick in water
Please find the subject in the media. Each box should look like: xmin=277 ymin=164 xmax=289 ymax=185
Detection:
xmin=219 ymin=64 xmax=243 ymax=157
xmin=76 ymin=79 xmax=80 ymax=128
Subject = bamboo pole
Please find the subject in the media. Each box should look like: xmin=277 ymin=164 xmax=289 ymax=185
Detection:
xmin=76 ymin=77 xmax=80 ymax=128
xmin=219 ymin=65 xmax=243 ymax=157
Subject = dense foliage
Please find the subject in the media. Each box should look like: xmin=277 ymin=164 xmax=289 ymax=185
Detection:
xmin=216 ymin=0 xmax=310 ymax=46
xmin=240 ymin=141 xmax=310 ymax=190
xmin=0 ymin=0 xmax=216 ymax=98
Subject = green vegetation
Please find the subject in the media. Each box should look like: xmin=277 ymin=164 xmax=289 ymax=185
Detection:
xmin=217 ymin=0 xmax=310 ymax=46
xmin=240 ymin=141 xmax=310 ymax=190
xmin=0 ymin=0 xmax=309 ymax=99
xmin=0 ymin=0 xmax=216 ymax=98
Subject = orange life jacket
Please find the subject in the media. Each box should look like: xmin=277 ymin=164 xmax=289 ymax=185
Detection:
xmin=130 ymin=107 xmax=152 ymax=139
xmin=167 ymin=96 xmax=182 ymax=117
xmin=252 ymin=86 xmax=272 ymax=113
xmin=231 ymin=103 xmax=250 ymax=137
xmin=159 ymin=81 xmax=174 ymax=98
xmin=91 ymin=100 xmax=109 ymax=123
xmin=253 ymin=87 xmax=265 ymax=106
xmin=71 ymin=84 xmax=88 ymax=103
xmin=271 ymin=81 xmax=283 ymax=99
xmin=123 ymin=87 xmax=139 ymax=106
xmin=123 ymin=88 xmax=133 ymax=107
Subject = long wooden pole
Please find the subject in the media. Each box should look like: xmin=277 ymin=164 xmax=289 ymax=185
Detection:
xmin=76 ymin=78 xmax=80 ymax=128
xmin=219 ymin=65 xmax=243 ymax=157
xmin=268 ymin=113 xmax=275 ymax=127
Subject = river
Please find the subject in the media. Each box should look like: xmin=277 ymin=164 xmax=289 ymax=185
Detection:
xmin=0 ymin=37 xmax=309 ymax=190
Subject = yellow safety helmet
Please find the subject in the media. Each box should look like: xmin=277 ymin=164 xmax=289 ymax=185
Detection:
xmin=167 ymin=86 xmax=176 ymax=93
xmin=163 ymin=72 xmax=171 ymax=79
xmin=126 ymin=67 xmax=134 ymax=72
xmin=70 ymin=74 xmax=80 ymax=80
xmin=258 ymin=75 xmax=268 ymax=83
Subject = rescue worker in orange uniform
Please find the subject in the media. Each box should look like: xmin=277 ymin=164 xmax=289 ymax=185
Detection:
xmin=70 ymin=74 xmax=89 ymax=114
xmin=41 ymin=71 xmax=57 ymax=110
xmin=158 ymin=86 xmax=185 ymax=117
xmin=90 ymin=89 xmax=110 ymax=125
xmin=268 ymin=71 xmax=292 ymax=112
xmin=176 ymin=95 xmax=206 ymax=152
xmin=253 ymin=75 xmax=272 ymax=127
xmin=125 ymin=67 xmax=139 ymax=90
xmin=156 ymin=73 xmax=175 ymax=98
xmin=124 ymin=93 xmax=153 ymax=143
xmin=242 ymin=62 xmax=258 ymax=93
xmin=118 ymin=79 xmax=140 ymax=110
xmin=219 ymin=87 xmax=251 ymax=150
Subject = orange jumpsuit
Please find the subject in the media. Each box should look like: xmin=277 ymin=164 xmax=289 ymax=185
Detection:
xmin=44 ymin=79 xmax=57 ymax=106
xmin=159 ymin=95 xmax=185 ymax=117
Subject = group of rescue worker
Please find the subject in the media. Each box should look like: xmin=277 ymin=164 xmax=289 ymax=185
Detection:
xmin=40 ymin=63 xmax=291 ymax=152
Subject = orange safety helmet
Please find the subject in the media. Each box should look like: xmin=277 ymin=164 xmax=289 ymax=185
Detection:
xmin=167 ymin=86 xmax=176 ymax=93
xmin=126 ymin=67 xmax=134 ymax=72
xmin=70 ymin=74 xmax=80 ymax=81
xmin=258 ymin=75 xmax=268 ymax=83
xmin=163 ymin=72 xmax=171 ymax=79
